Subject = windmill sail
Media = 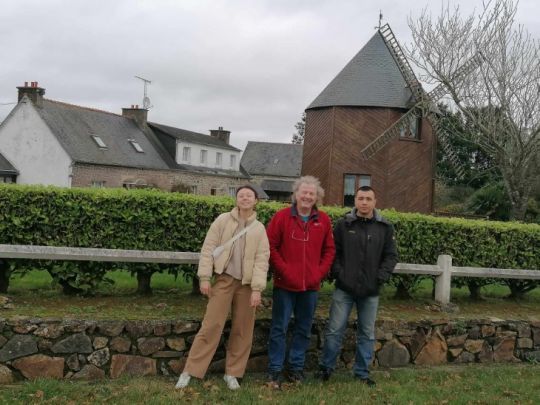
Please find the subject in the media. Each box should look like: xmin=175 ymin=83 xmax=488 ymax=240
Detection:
xmin=361 ymin=26 xmax=484 ymax=160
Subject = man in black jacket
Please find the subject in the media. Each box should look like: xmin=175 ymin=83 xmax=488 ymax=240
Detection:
xmin=317 ymin=186 xmax=397 ymax=386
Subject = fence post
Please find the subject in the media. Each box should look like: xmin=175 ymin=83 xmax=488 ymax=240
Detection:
xmin=434 ymin=255 xmax=452 ymax=304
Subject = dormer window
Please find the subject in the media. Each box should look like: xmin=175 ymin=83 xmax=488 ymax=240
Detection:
xmin=91 ymin=135 xmax=107 ymax=149
xmin=129 ymin=139 xmax=144 ymax=153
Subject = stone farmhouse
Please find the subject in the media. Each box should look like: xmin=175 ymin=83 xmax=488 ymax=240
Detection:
xmin=0 ymin=82 xmax=252 ymax=197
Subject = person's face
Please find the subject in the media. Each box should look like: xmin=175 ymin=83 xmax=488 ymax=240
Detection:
xmin=236 ymin=188 xmax=257 ymax=210
xmin=295 ymin=183 xmax=318 ymax=212
xmin=355 ymin=190 xmax=376 ymax=217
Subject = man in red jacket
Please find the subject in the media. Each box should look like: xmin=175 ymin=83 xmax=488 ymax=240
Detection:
xmin=266 ymin=176 xmax=335 ymax=388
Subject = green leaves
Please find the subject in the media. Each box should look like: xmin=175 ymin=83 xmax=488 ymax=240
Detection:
xmin=0 ymin=184 xmax=538 ymax=296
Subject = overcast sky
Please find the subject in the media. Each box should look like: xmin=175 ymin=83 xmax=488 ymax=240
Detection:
xmin=1 ymin=0 xmax=538 ymax=152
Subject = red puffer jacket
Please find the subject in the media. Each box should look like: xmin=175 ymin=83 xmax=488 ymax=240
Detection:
xmin=266 ymin=205 xmax=335 ymax=292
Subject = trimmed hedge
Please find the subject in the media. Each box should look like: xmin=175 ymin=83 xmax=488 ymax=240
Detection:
xmin=0 ymin=184 xmax=538 ymax=296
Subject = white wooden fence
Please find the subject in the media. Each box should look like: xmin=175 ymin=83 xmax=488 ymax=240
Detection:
xmin=0 ymin=245 xmax=538 ymax=304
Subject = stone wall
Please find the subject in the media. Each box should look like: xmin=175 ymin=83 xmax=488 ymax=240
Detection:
xmin=71 ymin=163 xmax=248 ymax=196
xmin=0 ymin=317 xmax=539 ymax=383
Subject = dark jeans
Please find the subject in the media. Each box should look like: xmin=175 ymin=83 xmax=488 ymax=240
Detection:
xmin=267 ymin=287 xmax=318 ymax=373
xmin=320 ymin=288 xmax=379 ymax=378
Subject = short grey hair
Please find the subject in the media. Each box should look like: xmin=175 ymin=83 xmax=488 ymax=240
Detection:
xmin=291 ymin=175 xmax=325 ymax=206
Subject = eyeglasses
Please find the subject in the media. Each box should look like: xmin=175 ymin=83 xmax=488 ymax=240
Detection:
xmin=291 ymin=229 xmax=309 ymax=242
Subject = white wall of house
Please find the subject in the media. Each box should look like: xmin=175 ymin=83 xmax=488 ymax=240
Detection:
xmin=0 ymin=99 xmax=72 ymax=186
xmin=176 ymin=141 xmax=241 ymax=171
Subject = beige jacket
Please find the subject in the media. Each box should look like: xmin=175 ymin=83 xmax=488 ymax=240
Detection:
xmin=197 ymin=208 xmax=270 ymax=291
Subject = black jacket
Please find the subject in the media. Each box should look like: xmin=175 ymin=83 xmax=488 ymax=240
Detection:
xmin=331 ymin=208 xmax=398 ymax=297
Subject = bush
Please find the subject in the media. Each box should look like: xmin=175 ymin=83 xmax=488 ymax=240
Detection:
xmin=0 ymin=184 xmax=538 ymax=297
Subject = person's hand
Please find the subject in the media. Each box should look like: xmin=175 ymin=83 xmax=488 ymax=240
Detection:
xmin=250 ymin=291 xmax=261 ymax=307
xmin=200 ymin=281 xmax=211 ymax=296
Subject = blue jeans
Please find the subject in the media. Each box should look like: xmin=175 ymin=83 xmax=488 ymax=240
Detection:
xmin=320 ymin=288 xmax=379 ymax=378
xmin=268 ymin=287 xmax=318 ymax=373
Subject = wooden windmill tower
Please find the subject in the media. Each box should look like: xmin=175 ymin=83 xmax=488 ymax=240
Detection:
xmin=302 ymin=24 xmax=481 ymax=212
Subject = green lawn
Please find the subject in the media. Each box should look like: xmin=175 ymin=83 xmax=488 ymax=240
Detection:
xmin=2 ymin=270 xmax=539 ymax=321
xmin=0 ymin=364 xmax=539 ymax=404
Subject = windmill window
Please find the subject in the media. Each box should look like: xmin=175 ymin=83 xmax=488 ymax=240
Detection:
xmin=399 ymin=116 xmax=421 ymax=140
xmin=91 ymin=135 xmax=107 ymax=149
xmin=343 ymin=174 xmax=371 ymax=207
xmin=129 ymin=140 xmax=144 ymax=153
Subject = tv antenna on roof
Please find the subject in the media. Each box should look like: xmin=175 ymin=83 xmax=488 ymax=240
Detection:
xmin=135 ymin=75 xmax=153 ymax=109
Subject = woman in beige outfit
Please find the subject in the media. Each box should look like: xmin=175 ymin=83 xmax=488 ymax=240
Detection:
xmin=175 ymin=185 xmax=270 ymax=390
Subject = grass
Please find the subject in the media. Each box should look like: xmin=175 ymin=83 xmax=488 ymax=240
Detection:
xmin=1 ymin=270 xmax=539 ymax=321
xmin=0 ymin=364 xmax=539 ymax=404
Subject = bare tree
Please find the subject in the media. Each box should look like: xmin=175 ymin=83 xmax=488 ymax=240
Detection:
xmin=407 ymin=0 xmax=540 ymax=220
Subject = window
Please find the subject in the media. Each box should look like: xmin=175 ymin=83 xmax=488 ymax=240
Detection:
xmin=91 ymin=135 xmax=107 ymax=149
xmin=210 ymin=187 xmax=217 ymax=196
xmin=216 ymin=152 xmax=222 ymax=167
xmin=399 ymin=114 xmax=421 ymax=140
xmin=343 ymin=174 xmax=371 ymax=206
xmin=182 ymin=147 xmax=191 ymax=163
xmin=129 ymin=140 xmax=144 ymax=153
xmin=230 ymin=155 xmax=236 ymax=168
xmin=0 ymin=176 xmax=14 ymax=184
xmin=91 ymin=180 xmax=105 ymax=188
xmin=190 ymin=185 xmax=198 ymax=194
xmin=200 ymin=150 xmax=208 ymax=164
xmin=229 ymin=186 xmax=236 ymax=196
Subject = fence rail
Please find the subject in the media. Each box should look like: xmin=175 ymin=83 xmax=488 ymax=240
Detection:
xmin=0 ymin=245 xmax=538 ymax=304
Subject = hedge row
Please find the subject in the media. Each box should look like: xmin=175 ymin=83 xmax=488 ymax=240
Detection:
xmin=0 ymin=184 xmax=538 ymax=296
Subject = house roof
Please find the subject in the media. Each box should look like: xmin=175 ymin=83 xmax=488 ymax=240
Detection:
xmin=0 ymin=152 xmax=18 ymax=174
xmin=240 ymin=141 xmax=303 ymax=177
xmin=149 ymin=123 xmax=241 ymax=152
xmin=307 ymin=31 xmax=415 ymax=110
xmin=37 ymin=99 xmax=170 ymax=170
xmin=261 ymin=179 xmax=294 ymax=193
xmin=32 ymin=98 xmax=246 ymax=178
xmin=149 ymin=123 xmax=247 ymax=178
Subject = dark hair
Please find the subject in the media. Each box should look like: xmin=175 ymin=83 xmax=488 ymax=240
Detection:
xmin=357 ymin=185 xmax=375 ymax=195
xmin=236 ymin=185 xmax=258 ymax=199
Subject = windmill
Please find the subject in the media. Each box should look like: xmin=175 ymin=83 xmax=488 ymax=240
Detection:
xmin=360 ymin=24 xmax=484 ymax=179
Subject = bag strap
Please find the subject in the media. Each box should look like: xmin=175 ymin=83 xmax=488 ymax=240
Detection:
xmin=219 ymin=220 xmax=257 ymax=250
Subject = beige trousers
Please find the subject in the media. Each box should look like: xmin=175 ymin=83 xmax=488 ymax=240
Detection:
xmin=183 ymin=274 xmax=256 ymax=378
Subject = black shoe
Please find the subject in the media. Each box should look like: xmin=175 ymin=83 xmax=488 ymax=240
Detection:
xmin=357 ymin=377 xmax=376 ymax=387
xmin=266 ymin=371 xmax=282 ymax=390
xmin=314 ymin=367 xmax=331 ymax=382
xmin=285 ymin=369 xmax=305 ymax=383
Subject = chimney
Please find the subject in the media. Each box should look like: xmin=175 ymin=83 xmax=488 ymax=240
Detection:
xmin=122 ymin=105 xmax=148 ymax=128
xmin=209 ymin=126 xmax=231 ymax=144
xmin=17 ymin=81 xmax=45 ymax=107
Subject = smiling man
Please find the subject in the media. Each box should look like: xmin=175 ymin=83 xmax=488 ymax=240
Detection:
xmin=317 ymin=186 xmax=397 ymax=387
xmin=266 ymin=175 xmax=335 ymax=388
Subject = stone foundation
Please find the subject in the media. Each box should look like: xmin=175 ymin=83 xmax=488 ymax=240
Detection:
xmin=0 ymin=317 xmax=538 ymax=382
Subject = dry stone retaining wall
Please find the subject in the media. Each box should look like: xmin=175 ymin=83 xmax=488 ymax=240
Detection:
xmin=0 ymin=317 xmax=539 ymax=382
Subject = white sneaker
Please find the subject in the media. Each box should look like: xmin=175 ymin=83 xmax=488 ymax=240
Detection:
xmin=223 ymin=374 xmax=240 ymax=390
xmin=175 ymin=372 xmax=191 ymax=389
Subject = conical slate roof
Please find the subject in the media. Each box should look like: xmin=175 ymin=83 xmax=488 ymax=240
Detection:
xmin=307 ymin=31 xmax=414 ymax=110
